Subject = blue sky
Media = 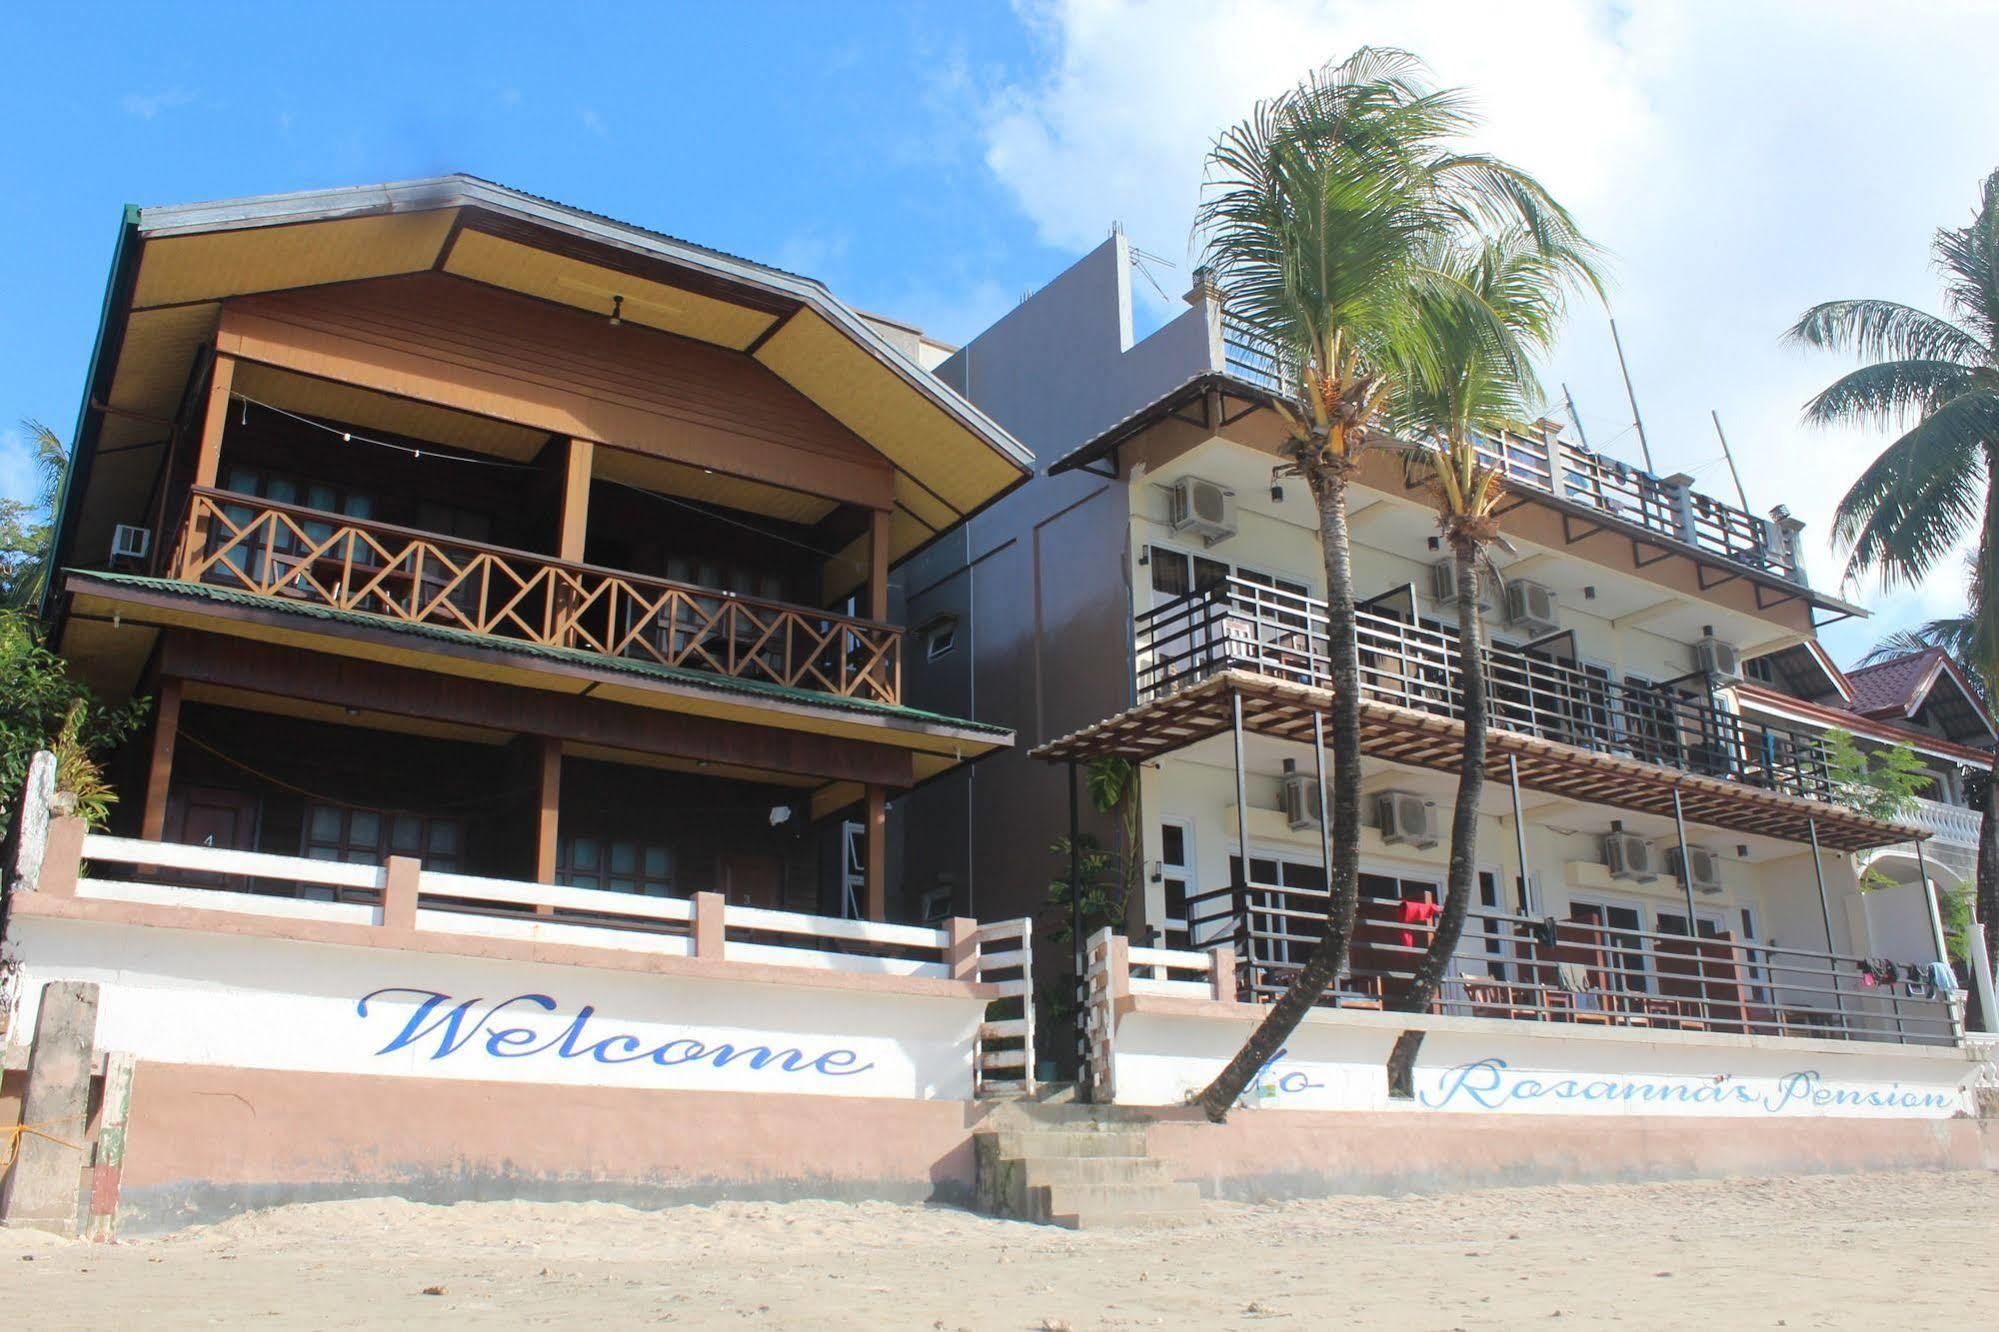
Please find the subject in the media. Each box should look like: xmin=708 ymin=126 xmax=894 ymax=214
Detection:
xmin=0 ymin=2 xmax=1059 ymax=495
xmin=5 ymin=1 xmax=1995 ymax=661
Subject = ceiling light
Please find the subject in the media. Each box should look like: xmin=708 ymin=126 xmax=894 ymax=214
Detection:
xmin=609 ymin=294 xmax=624 ymax=327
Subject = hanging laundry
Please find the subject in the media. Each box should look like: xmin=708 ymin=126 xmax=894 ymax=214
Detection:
xmin=1397 ymin=898 xmax=1442 ymax=950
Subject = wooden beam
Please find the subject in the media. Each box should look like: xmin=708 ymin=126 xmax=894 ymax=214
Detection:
xmin=158 ymin=629 xmax=918 ymax=788
xmin=864 ymin=784 xmax=887 ymax=922
xmin=868 ymin=506 xmax=891 ymax=621
xmin=558 ymin=438 xmax=593 ymax=563
xmin=141 ymin=677 xmax=183 ymax=841
xmin=534 ymin=737 xmax=562 ymax=909
xmin=180 ymin=356 xmax=236 ymax=575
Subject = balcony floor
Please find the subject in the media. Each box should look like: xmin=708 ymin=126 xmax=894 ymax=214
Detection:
xmin=1032 ymin=669 xmax=1921 ymax=852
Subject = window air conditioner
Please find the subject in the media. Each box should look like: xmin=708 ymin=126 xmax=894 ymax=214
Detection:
xmin=1695 ymin=635 xmax=1742 ymax=680
xmin=1166 ymin=477 xmax=1237 ymax=547
xmin=1278 ymin=758 xmax=1321 ymax=831
xmin=1602 ymin=829 xmax=1659 ymax=882
xmin=1375 ymin=790 xmax=1439 ymax=849
xmin=110 ymin=524 xmax=150 ymax=567
xmin=1668 ymin=844 xmax=1724 ymax=895
xmin=1504 ymin=579 xmax=1559 ymax=637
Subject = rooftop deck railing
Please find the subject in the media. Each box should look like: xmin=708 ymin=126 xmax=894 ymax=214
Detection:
xmin=1177 ymin=878 xmax=1960 ymax=1047
xmin=169 ymin=487 xmax=902 ymax=704
xmin=1136 ymin=576 xmax=1838 ymax=801
xmin=1220 ymin=317 xmax=1800 ymax=583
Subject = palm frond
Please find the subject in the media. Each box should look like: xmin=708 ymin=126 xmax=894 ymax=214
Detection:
xmin=1800 ymin=359 xmax=1983 ymax=430
xmin=1832 ymin=389 xmax=1995 ymax=585
xmin=1784 ymin=299 xmax=1988 ymax=368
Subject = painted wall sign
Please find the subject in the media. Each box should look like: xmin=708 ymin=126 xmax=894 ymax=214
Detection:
xmin=6 ymin=917 xmax=982 ymax=1101
xmin=1111 ymin=1011 xmax=1979 ymax=1119
xmin=359 ymin=987 xmax=877 ymax=1081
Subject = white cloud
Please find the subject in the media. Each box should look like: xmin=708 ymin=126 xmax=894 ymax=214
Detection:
xmin=579 ymin=106 xmax=608 ymax=136
xmin=977 ymin=0 xmax=1999 ymax=657
xmin=121 ymin=87 xmax=196 ymax=119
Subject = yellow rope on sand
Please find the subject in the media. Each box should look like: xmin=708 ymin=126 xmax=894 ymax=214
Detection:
xmin=1 ymin=1120 xmax=85 ymax=1172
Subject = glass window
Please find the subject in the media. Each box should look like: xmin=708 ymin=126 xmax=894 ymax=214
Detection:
xmin=390 ymin=816 xmax=423 ymax=854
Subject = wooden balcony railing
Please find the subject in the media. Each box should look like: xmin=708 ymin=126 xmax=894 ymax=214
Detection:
xmin=169 ymin=487 xmax=902 ymax=704
xmin=1136 ymin=576 xmax=1839 ymax=802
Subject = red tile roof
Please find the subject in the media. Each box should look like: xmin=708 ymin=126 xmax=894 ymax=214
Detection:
xmin=1845 ymin=648 xmax=1947 ymax=719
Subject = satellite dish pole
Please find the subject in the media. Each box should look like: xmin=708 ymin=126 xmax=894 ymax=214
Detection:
xmin=1561 ymin=382 xmax=1590 ymax=449
xmin=1608 ymin=319 xmax=1657 ymax=473
xmin=1710 ymin=410 xmax=1753 ymax=514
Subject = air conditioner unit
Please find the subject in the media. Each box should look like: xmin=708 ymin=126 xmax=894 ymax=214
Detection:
xmin=1602 ymin=829 xmax=1659 ymax=882
xmin=1695 ymin=635 xmax=1742 ymax=680
xmin=1668 ymin=844 xmax=1724 ymax=895
xmin=109 ymin=524 xmax=150 ymax=567
xmin=1504 ymin=579 xmax=1559 ymax=637
xmin=1375 ymin=790 xmax=1439 ymax=849
xmin=1278 ymin=759 xmax=1321 ymax=831
xmin=1429 ymin=558 xmax=1493 ymax=612
xmin=1166 ymin=476 xmax=1237 ymax=546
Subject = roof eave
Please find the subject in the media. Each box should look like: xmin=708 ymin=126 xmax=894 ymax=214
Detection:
xmin=135 ymin=175 xmax=1034 ymax=477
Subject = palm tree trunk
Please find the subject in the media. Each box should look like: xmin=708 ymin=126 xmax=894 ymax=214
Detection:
xmin=1193 ymin=464 xmax=1363 ymax=1120
xmin=1397 ymin=541 xmax=1487 ymax=1015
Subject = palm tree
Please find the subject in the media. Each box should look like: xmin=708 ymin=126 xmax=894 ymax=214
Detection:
xmin=1785 ymin=167 xmax=1999 ymax=972
xmin=1 ymin=420 xmax=70 ymax=611
xmin=1188 ymin=48 xmax=1594 ymax=1120
xmin=1385 ymin=233 xmax=1594 ymax=1051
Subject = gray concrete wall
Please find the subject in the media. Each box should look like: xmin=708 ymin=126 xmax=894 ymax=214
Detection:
xmin=898 ymin=237 xmax=1220 ymax=1048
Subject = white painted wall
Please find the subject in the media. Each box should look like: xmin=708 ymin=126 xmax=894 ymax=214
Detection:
xmin=1112 ymin=1004 xmax=1979 ymax=1118
xmin=5 ymin=917 xmax=983 ymax=1101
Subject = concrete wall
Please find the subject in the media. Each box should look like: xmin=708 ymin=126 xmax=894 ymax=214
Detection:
xmin=899 ymin=235 xmax=1218 ymax=978
xmin=1150 ymin=1108 xmax=1999 ymax=1202
xmin=112 ymin=1063 xmax=984 ymax=1232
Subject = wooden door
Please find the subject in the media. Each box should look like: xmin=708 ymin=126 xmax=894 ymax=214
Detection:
xmin=718 ymin=854 xmax=784 ymax=909
xmin=163 ymin=786 xmax=261 ymax=888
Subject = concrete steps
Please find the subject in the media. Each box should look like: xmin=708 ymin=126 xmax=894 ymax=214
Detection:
xmin=973 ymin=1106 xmax=1200 ymax=1230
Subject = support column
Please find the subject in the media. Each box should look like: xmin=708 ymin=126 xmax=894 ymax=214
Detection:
xmin=1806 ymin=817 xmax=1847 ymax=1025
xmin=1231 ymin=690 xmax=1253 ymax=973
xmin=867 ymin=506 xmax=891 ymax=621
xmin=1669 ymin=789 xmax=1700 ymax=931
xmin=533 ymin=738 xmax=562 ymax=913
xmin=863 ymin=783 xmax=887 ymax=922
xmin=140 ymin=677 xmax=184 ymax=842
xmin=1915 ymin=839 xmax=1950 ymax=966
xmin=181 ymin=354 xmax=235 ymax=574
xmin=558 ymin=438 xmax=593 ymax=563
xmin=1507 ymin=754 xmax=1532 ymax=915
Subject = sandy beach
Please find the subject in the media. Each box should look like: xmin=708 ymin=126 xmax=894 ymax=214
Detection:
xmin=3 ymin=1169 xmax=1994 ymax=1329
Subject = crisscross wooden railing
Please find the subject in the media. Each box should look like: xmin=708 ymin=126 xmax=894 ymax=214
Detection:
xmin=170 ymin=488 xmax=902 ymax=704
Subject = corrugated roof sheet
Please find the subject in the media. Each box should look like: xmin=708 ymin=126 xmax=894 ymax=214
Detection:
xmin=1846 ymin=648 xmax=1945 ymax=718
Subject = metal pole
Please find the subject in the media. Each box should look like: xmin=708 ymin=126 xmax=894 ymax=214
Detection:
xmin=1806 ymin=817 xmax=1847 ymax=1026
xmin=1609 ymin=319 xmax=1656 ymax=473
xmin=1561 ymin=383 xmax=1590 ymax=450
xmin=1232 ymin=690 xmax=1255 ymax=992
xmin=1507 ymin=755 xmax=1532 ymax=915
xmin=1068 ymin=758 xmax=1084 ymax=1082
xmin=1709 ymin=410 xmax=1753 ymax=514
xmin=1669 ymin=789 xmax=1700 ymax=931
xmin=1313 ymin=709 xmax=1333 ymax=906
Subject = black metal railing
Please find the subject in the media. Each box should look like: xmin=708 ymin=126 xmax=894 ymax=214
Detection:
xmin=1219 ymin=317 xmax=1795 ymax=582
xmin=1135 ymin=576 xmax=1838 ymax=801
xmin=1178 ymin=879 xmax=1959 ymax=1047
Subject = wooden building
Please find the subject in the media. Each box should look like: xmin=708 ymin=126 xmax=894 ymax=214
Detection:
xmin=44 ymin=176 xmax=1031 ymax=921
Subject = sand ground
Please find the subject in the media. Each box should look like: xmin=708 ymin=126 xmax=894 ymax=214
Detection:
xmin=2 ymin=1169 xmax=1993 ymax=1329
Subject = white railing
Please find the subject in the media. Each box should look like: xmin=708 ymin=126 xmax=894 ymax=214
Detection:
xmin=1908 ymin=796 xmax=1983 ymax=850
xmin=66 ymin=833 xmax=1001 ymax=986
xmin=1127 ymin=943 xmax=1221 ymax=998
xmin=974 ymin=917 xmax=1035 ymax=1098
